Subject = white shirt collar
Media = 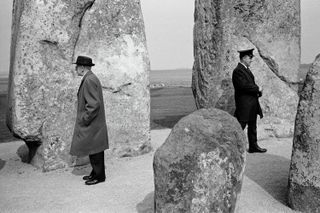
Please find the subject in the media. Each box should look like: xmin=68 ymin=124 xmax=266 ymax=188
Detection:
xmin=240 ymin=62 xmax=248 ymax=69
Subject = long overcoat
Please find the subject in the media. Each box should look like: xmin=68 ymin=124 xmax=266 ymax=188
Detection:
xmin=232 ymin=63 xmax=263 ymax=122
xmin=70 ymin=71 xmax=109 ymax=157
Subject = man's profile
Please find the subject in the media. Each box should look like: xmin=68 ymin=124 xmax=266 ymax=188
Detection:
xmin=70 ymin=55 xmax=109 ymax=185
xmin=232 ymin=48 xmax=266 ymax=153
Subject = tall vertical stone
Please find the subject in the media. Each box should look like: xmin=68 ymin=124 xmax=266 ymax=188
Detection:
xmin=288 ymin=54 xmax=320 ymax=212
xmin=193 ymin=0 xmax=300 ymax=138
xmin=74 ymin=0 xmax=150 ymax=157
xmin=7 ymin=0 xmax=150 ymax=171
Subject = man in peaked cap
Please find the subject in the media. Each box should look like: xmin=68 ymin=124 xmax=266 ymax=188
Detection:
xmin=232 ymin=48 xmax=267 ymax=153
xmin=70 ymin=56 xmax=109 ymax=185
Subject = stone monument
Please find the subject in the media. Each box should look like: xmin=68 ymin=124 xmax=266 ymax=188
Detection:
xmin=193 ymin=0 xmax=300 ymax=139
xmin=288 ymin=54 xmax=320 ymax=212
xmin=7 ymin=0 xmax=150 ymax=171
xmin=154 ymin=108 xmax=246 ymax=213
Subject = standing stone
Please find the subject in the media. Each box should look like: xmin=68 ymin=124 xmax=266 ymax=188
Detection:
xmin=153 ymin=108 xmax=246 ymax=213
xmin=288 ymin=54 xmax=320 ymax=212
xmin=7 ymin=0 xmax=150 ymax=171
xmin=193 ymin=0 xmax=300 ymax=139
xmin=74 ymin=0 xmax=151 ymax=157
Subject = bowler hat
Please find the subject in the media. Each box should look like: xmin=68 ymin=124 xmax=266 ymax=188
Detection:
xmin=73 ymin=56 xmax=95 ymax=66
xmin=238 ymin=48 xmax=254 ymax=58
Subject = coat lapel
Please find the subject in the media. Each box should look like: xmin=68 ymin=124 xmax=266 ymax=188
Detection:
xmin=246 ymin=67 xmax=255 ymax=81
xmin=238 ymin=63 xmax=254 ymax=81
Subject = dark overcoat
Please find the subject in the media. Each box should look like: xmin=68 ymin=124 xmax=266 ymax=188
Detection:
xmin=232 ymin=63 xmax=263 ymax=122
xmin=70 ymin=71 xmax=109 ymax=157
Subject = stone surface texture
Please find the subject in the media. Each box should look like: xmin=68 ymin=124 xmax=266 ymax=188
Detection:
xmin=288 ymin=54 xmax=320 ymax=212
xmin=7 ymin=0 xmax=150 ymax=171
xmin=153 ymin=108 xmax=246 ymax=213
xmin=74 ymin=0 xmax=150 ymax=157
xmin=193 ymin=0 xmax=300 ymax=139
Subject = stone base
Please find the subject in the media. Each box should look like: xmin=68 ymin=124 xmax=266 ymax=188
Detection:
xmin=288 ymin=182 xmax=320 ymax=212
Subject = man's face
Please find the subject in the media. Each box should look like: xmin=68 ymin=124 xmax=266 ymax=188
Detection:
xmin=76 ymin=65 xmax=84 ymax=76
xmin=243 ymin=55 xmax=253 ymax=67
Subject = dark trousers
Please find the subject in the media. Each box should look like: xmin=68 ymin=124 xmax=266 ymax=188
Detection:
xmin=239 ymin=119 xmax=258 ymax=149
xmin=89 ymin=151 xmax=105 ymax=181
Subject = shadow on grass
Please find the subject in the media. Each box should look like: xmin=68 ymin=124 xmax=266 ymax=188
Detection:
xmin=245 ymin=153 xmax=291 ymax=205
xmin=136 ymin=191 xmax=154 ymax=213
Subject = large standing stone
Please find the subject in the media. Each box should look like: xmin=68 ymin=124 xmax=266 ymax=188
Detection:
xmin=288 ymin=54 xmax=320 ymax=212
xmin=75 ymin=0 xmax=151 ymax=156
xmin=153 ymin=108 xmax=246 ymax=213
xmin=193 ymin=0 xmax=300 ymax=139
xmin=74 ymin=0 xmax=151 ymax=157
xmin=7 ymin=0 xmax=150 ymax=171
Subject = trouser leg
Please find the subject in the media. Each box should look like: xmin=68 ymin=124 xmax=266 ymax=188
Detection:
xmin=247 ymin=119 xmax=258 ymax=149
xmin=89 ymin=151 xmax=105 ymax=181
xmin=238 ymin=120 xmax=257 ymax=149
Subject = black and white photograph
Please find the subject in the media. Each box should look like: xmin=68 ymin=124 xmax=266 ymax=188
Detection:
xmin=0 ymin=0 xmax=320 ymax=212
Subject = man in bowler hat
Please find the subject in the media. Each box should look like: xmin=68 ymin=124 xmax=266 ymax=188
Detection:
xmin=70 ymin=55 xmax=109 ymax=185
xmin=232 ymin=48 xmax=267 ymax=153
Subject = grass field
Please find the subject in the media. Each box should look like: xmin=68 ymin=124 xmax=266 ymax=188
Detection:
xmin=0 ymin=94 xmax=16 ymax=143
xmin=150 ymin=69 xmax=192 ymax=87
xmin=151 ymin=87 xmax=196 ymax=129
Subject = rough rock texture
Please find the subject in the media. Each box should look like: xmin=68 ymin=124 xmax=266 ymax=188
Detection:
xmin=153 ymin=108 xmax=246 ymax=213
xmin=288 ymin=54 xmax=320 ymax=212
xmin=193 ymin=0 xmax=300 ymax=139
xmin=7 ymin=0 xmax=150 ymax=171
xmin=74 ymin=0 xmax=150 ymax=157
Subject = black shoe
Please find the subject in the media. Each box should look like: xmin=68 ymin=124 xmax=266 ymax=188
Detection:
xmin=82 ymin=175 xmax=94 ymax=181
xmin=85 ymin=178 xmax=105 ymax=185
xmin=248 ymin=147 xmax=267 ymax=153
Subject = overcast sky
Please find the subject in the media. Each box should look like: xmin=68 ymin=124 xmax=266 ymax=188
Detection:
xmin=0 ymin=0 xmax=320 ymax=75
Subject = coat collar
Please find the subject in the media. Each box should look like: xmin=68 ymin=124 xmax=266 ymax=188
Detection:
xmin=77 ymin=70 xmax=93 ymax=95
xmin=82 ymin=70 xmax=93 ymax=80
xmin=237 ymin=63 xmax=254 ymax=80
xmin=238 ymin=62 xmax=248 ymax=71
xmin=239 ymin=62 xmax=248 ymax=69
xmin=80 ymin=70 xmax=93 ymax=84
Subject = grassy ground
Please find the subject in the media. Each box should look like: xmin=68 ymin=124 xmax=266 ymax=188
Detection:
xmin=150 ymin=87 xmax=196 ymax=129
xmin=150 ymin=69 xmax=192 ymax=87
xmin=0 ymin=94 xmax=17 ymax=143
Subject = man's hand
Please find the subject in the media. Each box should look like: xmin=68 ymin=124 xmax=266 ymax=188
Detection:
xmin=259 ymin=86 xmax=263 ymax=92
